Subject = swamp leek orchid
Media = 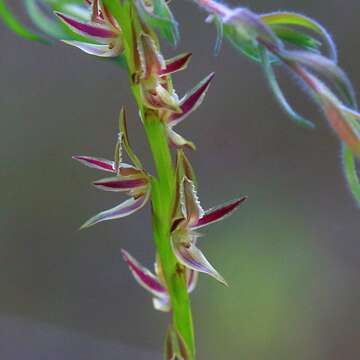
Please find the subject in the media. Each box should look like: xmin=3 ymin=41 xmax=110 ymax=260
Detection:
xmin=137 ymin=36 xmax=216 ymax=149
xmin=55 ymin=0 xmax=124 ymax=57
xmin=135 ymin=31 xmax=186 ymax=113
xmin=135 ymin=30 xmax=215 ymax=149
xmin=74 ymin=108 xmax=150 ymax=228
xmin=121 ymin=249 xmax=198 ymax=312
xmin=170 ymin=151 xmax=247 ymax=285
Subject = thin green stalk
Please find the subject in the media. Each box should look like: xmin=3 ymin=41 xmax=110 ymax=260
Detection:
xmin=144 ymin=116 xmax=195 ymax=358
xmin=105 ymin=0 xmax=195 ymax=357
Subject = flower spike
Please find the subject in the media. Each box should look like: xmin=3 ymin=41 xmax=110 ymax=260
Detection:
xmin=121 ymin=249 xmax=197 ymax=312
xmin=74 ymin=108 xmax=151 ymax=228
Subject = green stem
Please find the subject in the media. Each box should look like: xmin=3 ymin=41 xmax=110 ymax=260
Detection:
xmin=105 ymin=1 xmax=195 ymax=357
xmin=144 ymin=115 xmax=195 ymax=358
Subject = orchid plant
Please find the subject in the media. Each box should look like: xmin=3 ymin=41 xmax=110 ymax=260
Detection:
xmin=1 ymin=0 xmax=360 ymax=358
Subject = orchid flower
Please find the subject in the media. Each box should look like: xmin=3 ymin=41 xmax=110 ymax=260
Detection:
xmin=73 ymin=108 xmax=150 ymax=228
xmin=55 ymin=0 xmax=124 ymax=57
xmin=121 ymin=249 xmax=198 ymax=312
xmin=170 ymin=151 xmax=247 ymax=285
xmin=135 ymin=31 xmax=186 ymax=113
xmin=136 ymin=33 xmax=215 ymax=149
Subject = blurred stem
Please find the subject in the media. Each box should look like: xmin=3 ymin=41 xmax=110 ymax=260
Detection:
xmin=342 ymin=144 xmax=360 ymax=206
xmin=105 ymin=0 xmax=195 ymax=358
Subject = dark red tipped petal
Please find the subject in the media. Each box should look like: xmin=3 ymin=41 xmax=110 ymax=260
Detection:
xmin=121 ymin=249 xmax=167 ymax=297
xmin=192 ymin=196 xmax=247 ymax=229
xmin=72 ymin=155 xmax=115 ymax=172
xmin=55 ymin=12 xmax=116 ymax=38
xmin=169 ymin=73 xmax=215 ymax=126
xmin=159 ymin=53 xmax=192 ymax=76
xmin=93 ymin=176 xmax=148 ymax=191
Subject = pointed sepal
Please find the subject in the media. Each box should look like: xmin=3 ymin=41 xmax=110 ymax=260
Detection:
xmin=62 ymin=40 xmax=123 ymax=57
xmin=169 ymin=73 xmax=215 ymax=126
xmin=171 ymin=234 xmax=227 ymax=286
xmin=80 ymin=190 xmax=150 ymax=229
xmin=55 ymin=11 xmax=116 ymax=39
xmin=93 ymin=175 xmax=148 ymax=192
xmin=121 ymin=249 xmax=167 ymax=298
xmin=192 ymin=196 xmax=248 ymax=230
xmin=159 ymin=53 xmax=192 ymax=76
xmin=72 ymin=155 xmax=115 ymax=172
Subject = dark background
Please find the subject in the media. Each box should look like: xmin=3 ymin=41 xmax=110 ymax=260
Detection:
xmin=1 ymin=0 xmax=360 ymax=359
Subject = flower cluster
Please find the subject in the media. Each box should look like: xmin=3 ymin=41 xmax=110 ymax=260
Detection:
xmin=61 ymin=1 xmax=247 ymax=305
xmin=56 ymin=0 xmax=124 ymax=57
xmin=73 ymin=108 xmax=151 ymax=228
xmin=57 ymin=0 xmax=215 ymax=150
xmin=170 ymin=151 xmax=247 ymax=285
xmin=74 ymin=109 xmax=247 ymax=309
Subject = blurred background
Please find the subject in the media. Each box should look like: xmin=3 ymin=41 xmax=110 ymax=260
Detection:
xmin=1 ymin=0 xmax=360 ymax=359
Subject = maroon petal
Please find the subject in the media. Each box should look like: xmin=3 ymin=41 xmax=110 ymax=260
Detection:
xmin=72 ymin=155 xmax=115 ymax=172
xmin=159 ymin=53 xmax=192 ymax=76
xmin=121 ymin=249 xmax=168 ymax=298
xmin=169 ymin=73 xmax=215 ymax=126
xmin=93 ymin=176 xmax=148 ymax=191
xmin=192 ymin=196 xmax=247 ymax=230
xmin=55 ymin=12 xmax=116 ymax=38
